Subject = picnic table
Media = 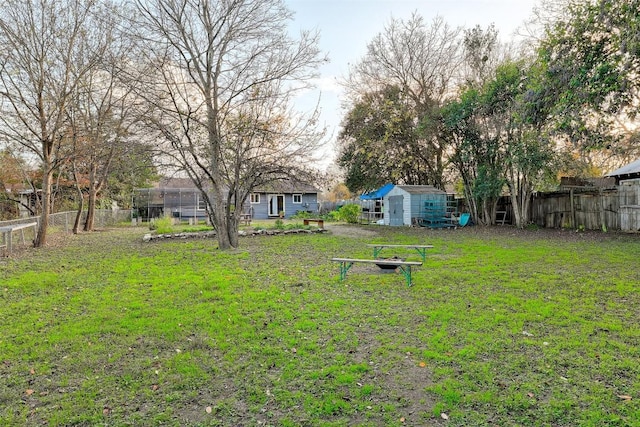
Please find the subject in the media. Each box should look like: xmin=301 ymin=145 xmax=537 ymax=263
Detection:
xmin=0 ymin=222 xmax=37 ymax=256
xmin=330 ymin=257 xmax=423 ymax=286
xmin=366 ymin=244 xmax=434 ymax=262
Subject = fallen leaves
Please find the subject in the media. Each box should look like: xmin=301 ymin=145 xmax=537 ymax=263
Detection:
xmin=205 ymin=406 xmax=212 ymax=414
xmin=618 ymin=395 xmax=632 ymax=401
xmin=25 ymin=389 xmax=34 ymax=396
xmin=441 ymin=412 xmax=449 ymax=420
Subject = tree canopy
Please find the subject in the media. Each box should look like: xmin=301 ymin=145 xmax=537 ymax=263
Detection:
xmin=537 ymin=0 xmax=640 ymax=174
xmin=338 ymin=85 xmax=423 ymax=193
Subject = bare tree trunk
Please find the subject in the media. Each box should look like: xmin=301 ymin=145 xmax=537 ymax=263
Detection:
xmin=73 ymin=196 xmax=84 ymax=234
xmin=72 ymin=162 xmax=84 ymax=234
xmin=510 ymin=192 xmax=522 ymax=228
xmin=84 ymin=187 xmax=97 ymax=232
xmin=508 ymin=173 xmax=533 ymax=229
xmin=212 ymin=197 xmax=232 ymax=250
xmin=35 ymin=167 xmax=52 ymax=247
xmin=463 ymin=183 xmax=479 ymax=226
xmin=477 ymin=197 xmax=499 ymax=226
xmin=522 ymin=190 xmax=531 ymax=226
xmin=84 ymin=164 xmax=97 ymax=232
xmin=227 ymin=208 xmax=239 ymax=249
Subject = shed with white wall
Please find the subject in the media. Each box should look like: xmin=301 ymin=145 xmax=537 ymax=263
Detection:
xmin=383 ymin=185 xmax=449 ymax=226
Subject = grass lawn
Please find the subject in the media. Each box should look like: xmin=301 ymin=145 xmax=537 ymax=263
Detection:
xmin=1 ymin=224 xmax=639 ymax=426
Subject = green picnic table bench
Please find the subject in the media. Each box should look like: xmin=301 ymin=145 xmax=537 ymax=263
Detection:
xmin=330 ymin=257 xmax=423 ymax=287
xmin=366 ymin=244 xmax=434 ymax=262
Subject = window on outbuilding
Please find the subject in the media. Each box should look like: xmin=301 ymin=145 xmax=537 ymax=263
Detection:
xmin=250 ymin=193 xmax=260 ymax=204
xmin=292 ymin=194 xmax=302 ymax=204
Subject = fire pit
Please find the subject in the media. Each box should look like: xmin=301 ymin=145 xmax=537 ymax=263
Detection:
xmin=375 ymin=256 xmax=405 ymax=270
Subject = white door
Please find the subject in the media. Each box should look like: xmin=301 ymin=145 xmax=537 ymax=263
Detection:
xmin=268 ymin=194 xmax=285 ymax=217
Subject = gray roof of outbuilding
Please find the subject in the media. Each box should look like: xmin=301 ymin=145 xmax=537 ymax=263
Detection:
xmin=606 ymin=159 xmax=640 ymax=177
xmin=395 ymin=185 xmax=446 ymax=195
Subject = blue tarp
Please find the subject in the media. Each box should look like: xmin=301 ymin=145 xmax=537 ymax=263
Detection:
xmin=359 ymin=183 xmax=394 ymax=200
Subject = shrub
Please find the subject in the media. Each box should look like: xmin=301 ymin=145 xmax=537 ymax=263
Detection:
xmin=150 ymin=216 xmax=174 ymax=234
xmin=336 ymin=204 xmax=361 ymax=224
xmin=290 ymin=210 xmax=313 ymax=219
xmin=323 ymin=211 xmax=340 ymax=222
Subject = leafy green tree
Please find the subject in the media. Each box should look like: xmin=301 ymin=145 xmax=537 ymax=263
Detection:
xmin=443 ymin=86 xmax=504 ymax=226
xmin=338 ymin=85 xmax=424 ymax=193
xmin=444 ymin=61 xmax=558 ymax=227
xmin=537 ymin=0 xmax=640 ymax=172
xmin=106 ymin=143 xmax=158 ymax=210
xmin=442 ymin=25 xmax=507 ymax=226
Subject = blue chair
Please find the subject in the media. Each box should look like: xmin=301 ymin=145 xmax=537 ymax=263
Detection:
xmin=459 ymin=213 xmax=471 ymax=227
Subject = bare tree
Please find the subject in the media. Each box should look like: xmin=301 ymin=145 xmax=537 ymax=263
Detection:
xmin=130 ymin=0 xmax=327 ymax=250
xmin=0 ymin=0 xmax=107 ymax=246
xmin=66 ymin=2 xmax=146 ymax=232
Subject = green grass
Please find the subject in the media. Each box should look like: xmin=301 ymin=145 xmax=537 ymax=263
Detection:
xmin=1 ymin=225 xmax=639 ymax=426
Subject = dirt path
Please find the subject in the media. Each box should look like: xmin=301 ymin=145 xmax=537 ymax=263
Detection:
xmin=324 ymin=223 xmax=380 ymax=238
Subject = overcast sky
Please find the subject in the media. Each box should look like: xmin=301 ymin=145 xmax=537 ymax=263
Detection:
xmin=285 ymin=0 xmax=541 ymax=169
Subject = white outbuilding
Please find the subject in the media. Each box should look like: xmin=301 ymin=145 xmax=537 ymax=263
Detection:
xmin=383 ymin=185 xmax=456 ymax=227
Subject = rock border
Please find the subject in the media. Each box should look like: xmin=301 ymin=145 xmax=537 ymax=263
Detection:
xmin=143 ymin=227 xmax=327 ymax=242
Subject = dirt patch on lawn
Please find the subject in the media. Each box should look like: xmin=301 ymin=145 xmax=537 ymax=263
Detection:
xmin=454 ymin=224 xmax=637 ymax=243
xmin=324 ymin=223 xmax=380 ymax=238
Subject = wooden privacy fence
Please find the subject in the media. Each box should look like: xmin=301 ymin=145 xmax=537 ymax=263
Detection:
xmin=530 ymin=179 xmax=640 ymax=232
xmin=619 ymin=180 xmax=640 ymax=232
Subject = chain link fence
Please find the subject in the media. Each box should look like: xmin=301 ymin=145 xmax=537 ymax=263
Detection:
xmin=0 ymin=209 xmax=133 ymax=234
